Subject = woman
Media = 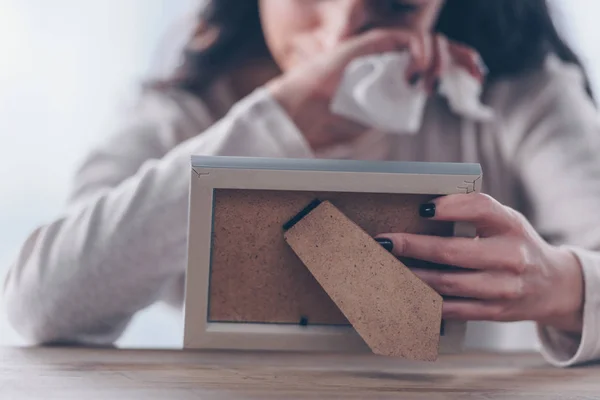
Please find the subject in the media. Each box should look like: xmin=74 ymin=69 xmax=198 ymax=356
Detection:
xmin=4 ymin=0 xmax=600 ymax=367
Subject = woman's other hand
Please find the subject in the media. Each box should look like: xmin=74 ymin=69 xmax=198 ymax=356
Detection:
xmin=266 ymin=30 xmax=484 ymax=151
xmin=377 ymin=193 xmax=585 ymax=334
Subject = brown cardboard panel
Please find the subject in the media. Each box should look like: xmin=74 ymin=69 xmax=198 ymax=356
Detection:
xmin=208 ymin=189 xmax=452 ymax=325
xmin=284 ymin=201 xmax=443 ymax=361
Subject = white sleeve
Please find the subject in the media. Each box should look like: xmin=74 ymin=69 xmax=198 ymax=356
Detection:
xmin=538 ymin=247 xmax=600 ymax=367
xmin=497 ymin=59 xmax=600 ymax=367
xmin=2 ymin=88 xmax=312 ymax=345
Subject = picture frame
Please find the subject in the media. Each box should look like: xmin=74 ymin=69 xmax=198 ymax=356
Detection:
xmin=184 ymin=156 xmax=482 ymax=354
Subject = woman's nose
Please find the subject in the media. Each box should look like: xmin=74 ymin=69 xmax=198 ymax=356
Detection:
xmin=320 ymin=0 xmax=378 ymax=50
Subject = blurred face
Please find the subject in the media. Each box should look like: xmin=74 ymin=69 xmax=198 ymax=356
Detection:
xmin=259 ymin=0 xmax=444 ymax=71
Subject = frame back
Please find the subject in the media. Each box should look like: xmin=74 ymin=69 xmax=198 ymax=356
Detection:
xmin=184 ymin=156 xmax=482 ymax=353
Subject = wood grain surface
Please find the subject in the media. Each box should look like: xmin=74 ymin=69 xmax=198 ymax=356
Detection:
xmin=2 ymin=347 xmax=600 ymax=399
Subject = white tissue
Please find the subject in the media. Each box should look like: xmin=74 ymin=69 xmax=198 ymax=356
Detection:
xmin=330 ymin=51 xmax=494 ymax=135
xmin=331 ymin=53 xmax=427 ymax=134
xmin=438 ymin=65 xmax=494 ymax=121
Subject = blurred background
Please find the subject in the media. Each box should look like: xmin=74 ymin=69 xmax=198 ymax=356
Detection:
xmin=0 ymin=0 xmax=200 ymax=347
xmin=1 ymin=0 xmax=599 ymax=348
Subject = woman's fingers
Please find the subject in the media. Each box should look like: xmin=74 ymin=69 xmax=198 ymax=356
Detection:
xmin=447 ymin=41 xmax=486 ymax=81
xmin=442 ymin=299 xmax=510 ymax=321
xmin=334 ymin=29 xmax=426 ymax=69
xmin=331 ymin=29 xmax=485 ymax=89
xmin=411 ymin=269 xmax=523 ymax=300
xmin=332 ymin=29 xmax=485 ymax=91
xmin=378 ymin=233 xmax=525 ymax=273
xmin=325 ymin=28 xmax=433 ymax=87
xmin=383 ymin=234 xmax=485 ymax=269
xmin=424 ymin=35 xmax=449 ymax=93
xmin=404 ymin=33 xmax=434 ymax=85
xmin=425 ymin=193 xmax=519 ymax=237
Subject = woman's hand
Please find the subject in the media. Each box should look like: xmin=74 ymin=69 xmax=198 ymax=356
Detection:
xmin=267 ymin=30 xmax=484 ymax=151
xmin=377 ymin=193 xmax=585 ymax=334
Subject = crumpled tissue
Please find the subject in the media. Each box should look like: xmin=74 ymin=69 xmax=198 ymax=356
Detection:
xmin=330 ymin=52 xmax=494 ymax=134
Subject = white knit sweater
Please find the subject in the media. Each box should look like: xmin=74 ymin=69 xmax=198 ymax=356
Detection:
xmin=4 ymin=55 xmax=600 ymax=367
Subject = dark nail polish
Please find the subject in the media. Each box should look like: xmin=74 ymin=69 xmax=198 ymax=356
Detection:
xmin=409 ymin=73 xmax=421 ymax=85
xmin=432 ymin=78 xmax=440 ymax=93
xmin=299 ymin=316 xmax=309 ymax=326
xmin=419 ymin=203 xmax=436 ymax=218
xmin=375 ymin=238 xmax=394 ymax=252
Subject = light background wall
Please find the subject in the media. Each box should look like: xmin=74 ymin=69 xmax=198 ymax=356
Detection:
xmin=0 ymin=0 xmax=598 ymax=348
xmin=0 ymin=0 xmax=199 ymax=347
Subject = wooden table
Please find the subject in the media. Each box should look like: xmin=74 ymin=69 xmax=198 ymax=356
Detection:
xmin=2 ymin=347 xmax=600 ymax=399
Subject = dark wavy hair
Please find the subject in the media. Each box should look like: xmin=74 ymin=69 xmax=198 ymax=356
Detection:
xmin=169 ymin=0 xmax=592 ymax=97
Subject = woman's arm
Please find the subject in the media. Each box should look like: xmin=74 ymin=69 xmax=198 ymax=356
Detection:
xmin=507 ymin=59 xmax=600 ymax=367
xmin=374 ymin=57 xmax=600 ymax=367
xmin=2 ymin=88 xmax=312 ymax=345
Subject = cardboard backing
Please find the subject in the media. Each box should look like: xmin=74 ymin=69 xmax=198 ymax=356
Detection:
xmin=208 ymin=189 xmax=452 ymax=325
xmin=284 ymin=200 xmax=443 ymax=361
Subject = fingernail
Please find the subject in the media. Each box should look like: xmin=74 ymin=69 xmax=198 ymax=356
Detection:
xmin=419 ymin=203 xmax=436 ymax=218
xmin=432 ymin=78 xmax=440 ymax=93
xmin=409 ymin=72 xmax=421 ymax=85
xmin=299 ymin=316 xmax=309 ymax=326
xmin=375 ymin=238 xmax=394 ymax=252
